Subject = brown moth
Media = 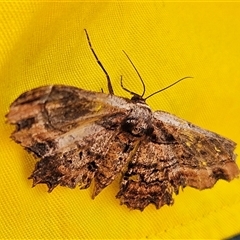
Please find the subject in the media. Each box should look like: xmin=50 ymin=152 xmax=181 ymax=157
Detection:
xmin=6 ymin=30 xmax=239 ymax=211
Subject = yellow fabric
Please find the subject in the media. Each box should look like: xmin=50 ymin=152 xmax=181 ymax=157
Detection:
xmin=1 ymin=2 xmax=240 ymax=239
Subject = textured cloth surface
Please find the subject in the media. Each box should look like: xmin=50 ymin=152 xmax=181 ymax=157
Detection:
xmin=1 ymin=2 xmax=240 ymax=239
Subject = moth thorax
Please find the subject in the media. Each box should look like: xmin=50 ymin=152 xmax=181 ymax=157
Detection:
xmin=121 ymin=106 xmax=153 ymax=136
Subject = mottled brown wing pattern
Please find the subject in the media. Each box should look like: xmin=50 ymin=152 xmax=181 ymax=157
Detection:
xmin=6 ymin=85 xmax=239 ymax=211
xmin=117 ymin=111 xmax=238 ymax=210
xmin=6 ymin=85 xmax=139 ymax=194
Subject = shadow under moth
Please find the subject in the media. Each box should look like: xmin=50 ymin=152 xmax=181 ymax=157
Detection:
xmin=6 ymin=29 xmax=239 ymax=210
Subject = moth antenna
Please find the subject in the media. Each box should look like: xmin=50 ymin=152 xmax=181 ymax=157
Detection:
xmin=122 ymin=50 xmax=146 ymax=97
xmin=144 ymin=76 xmax=193 ymax=101
xmin=120 ymin=75 xmax=137 ymax=95
xmin=84 ymin=29 xmax=114 ymax=95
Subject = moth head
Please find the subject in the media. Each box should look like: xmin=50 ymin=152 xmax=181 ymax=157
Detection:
xmin=130 ymin=94 xmax=146 ymax=104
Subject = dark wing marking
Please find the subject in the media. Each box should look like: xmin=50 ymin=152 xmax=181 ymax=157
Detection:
xmin=117 ymin=110 xmax=238 ymax=210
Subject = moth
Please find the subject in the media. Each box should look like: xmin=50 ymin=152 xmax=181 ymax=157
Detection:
xmin=6 ymin=29 xmax=239 ymax=211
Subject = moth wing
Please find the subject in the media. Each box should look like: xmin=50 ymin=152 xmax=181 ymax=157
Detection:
xmin=117 ymin=110 xmax=239 ymax=210
xmin=6 ymin=85 xmax=133 ymax=192
xmin=7 ymin=85 xmax=131 ymax=150
xmin=153 ymin=110 xmax=238 ymax=182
